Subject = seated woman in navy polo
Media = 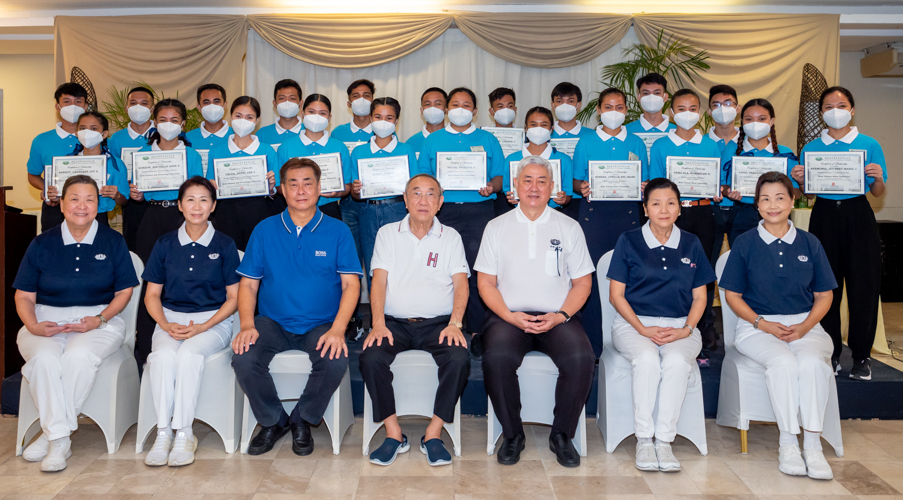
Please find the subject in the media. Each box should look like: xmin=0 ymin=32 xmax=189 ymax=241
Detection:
xmin=607 ymin=177 xmax=715 ymax=474
xmin=142 ymin=177 xmax=241 ymax=468
xmin=719 ymin=172 xmax=837 ymax=481
xmin=14 ymin=175 xmax=138 ymax=473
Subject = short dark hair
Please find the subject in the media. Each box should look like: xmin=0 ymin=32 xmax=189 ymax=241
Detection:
xmin=819 ymin=86 xmax=855 ymax=110
xmin=273 ymin=79 xmax=302 ymax=101
xmin=347 ymin=79 xmax=375 ymax=98
xmin=54 ymin=82 xmax=87 ymax=103
xmin=524 ymin=106 xmax=554 ymax=127
xmin=303 ymin=93 xmax=332 ymax=113
xmin=196 ymin=83 xmax=226 ymax=104
xmin=642 ymin=177 xmax=681 ymax=205
xmin=755 ymin=171 xmax=794 ymax=204
xmin=447 ymin=87 xmax=477 ymax=108
xmin=488 ymin=87 xmax=516 ymax=105
xmin=370 ymin=97 xmax=401 ymax=118
xmin=128 ymin=86 xmax=154 ymax=102
xmin=280 ymin=157 xmax=321 ymax=186
xmin=421 ymin=87 xmax=448 ymax=105
xmin=709 ymin=84 xmax=738 ymax=104
xmin=230 ymin=96 xmax=261 ymax=118
xmin=61 ymin=174 xmax=99 ymax=199
xmin=597 ymin=87 xmax=627 ymax=106
xmin=551 ymin=82 xmax=582 ymax=103
xmin=671 ymin=89 xmax=701 ymax=107
xmin=636 ymin=73 xmax=669 ymax=92
xmin=178 ymin=176 xmax=217 ymax=204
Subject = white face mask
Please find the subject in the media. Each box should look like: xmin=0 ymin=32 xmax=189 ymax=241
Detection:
xmin=77 ymin=129 xmax=103 ymax=149
xmin=640 ymin=95 xmax=665 ymax=113
xmin=303 ymin=114 xmax=329 ymax=133
xmin=712 ymin=106 xmax=738 ymax=125
xmin=422 ymin=107 xmax=445 ymax=125
xmin=493 ymin=108 xmax=516 ymax=126
xmin=448 ymin=108 xmax=474 ymax=127
xmin=156 ymin=122 xmax=182 ymax=141
xmin=823 ymin=108 xmax=852 ymax=130
xmin=127 ymin=105 xmax=151 ymax=125
xmin=276 ymin=101 xmax=300 ymax=119
xmin=351 ymin=97 xmax=371 ymax=117
xmin=231 ymin=118 xmax=256 ymax=138
xmin=371 ymin=120 xmax=396 ymax=139
xmin=599 ymin=110 xmax=626 ymax=130
xmin=201 ymin=104 xmax=225 ymax=123
xmin=554 ymin=104 xmax=577 ymax=122
xmin=526 ymin=127 xmax=551 ymax=145
xmin=742 ymin=121 xmax=771 ymax=141
xmin=59 ymin=104 xmax=85 ymax=124
xmin=673 ymin=111 xmax=700 ymax=130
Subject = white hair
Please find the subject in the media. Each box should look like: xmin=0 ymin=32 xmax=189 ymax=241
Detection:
xmin=515 ymin=155 xmax=554 ymax=179
xmin=405 ymin=173 xmax=443 ymax=195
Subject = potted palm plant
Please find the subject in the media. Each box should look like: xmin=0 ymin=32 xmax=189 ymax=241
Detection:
xmin=101 ymin=81 xmax=202 ymax=132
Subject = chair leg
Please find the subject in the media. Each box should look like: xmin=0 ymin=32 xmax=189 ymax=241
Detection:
xmin=740 ymin=429 xmax=748 ymax=454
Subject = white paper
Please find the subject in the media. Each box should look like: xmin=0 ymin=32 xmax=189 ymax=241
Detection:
xmin=214 ymin=155 xmax=270 ymax=199
xmin=730 ymin=156 xmax=788 ymax=198
xmin=301 ymin=153 xmax=345 ymax=193
xmin=47 ymin=155 xmax=107 ymax=199
xmin=132 ymin=150 xmax=189 ymax=192
xmin=549 ymin=138 xmax=579 ymax=159
xmin=436 ymin=151 xmax=487 ymax=191
xmin=508 ymin=159 xmax=561 ymax=201
xmin=483 ymin=127 xmax=525 ymax=158
xmin=588 ymin=161 xmax=642 ymax=201
xmin=804 ymin=152 xmax=866 ymax=195
xmin=120 ymin=147 xmax=141 ymax=182
xmin=635 ymin=133 xmax=668 ymax=162
xmin=666 ymin=156 xmax=721 ymax=199
xmin=358 ymin=155 xmax=411 ymax=199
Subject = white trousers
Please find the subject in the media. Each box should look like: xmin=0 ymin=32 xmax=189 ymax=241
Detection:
xmin=17 ymin=304 xmax=126 ymax=440
xmin=147 ymin=308 xmax=232 ymax=430
xmin=734 ymin=312 xmax=833 ymax=434
xmin=612 ymin=315 xmax=701 ymax=441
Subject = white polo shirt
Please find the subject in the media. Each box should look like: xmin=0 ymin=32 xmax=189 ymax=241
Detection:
xmin=474 ymin=205 xmax=595 ymax=312
xmin=370 ymin=215 xmax=470 ymax=319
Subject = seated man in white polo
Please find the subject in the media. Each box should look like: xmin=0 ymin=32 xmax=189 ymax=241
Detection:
xmin=359 ymin=173 xmax=471 ymax=467
xmin=475 ymin=155 xmax=596 ymax=468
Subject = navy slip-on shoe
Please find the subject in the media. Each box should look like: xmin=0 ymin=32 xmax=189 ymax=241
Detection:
xmin=420 ymin=436 xmax=452 ymax=466
xmin=369 ymin=435 xmax=409 ymax=466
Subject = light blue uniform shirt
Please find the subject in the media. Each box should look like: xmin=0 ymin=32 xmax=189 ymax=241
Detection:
xmin=206 ymin=135 xmax=280 ymax=188
xmin=624 ymin=115 xmax=677 ymax=135
xmin=404 ymin=127 xmax=433 ymax=154
xmin=799 ymin=127 xmax=887 ymax=200
xmin=648 ymin=130 xmax=723 ymax=201
xmin=572 ymin=127 xmax=649 ymax=189
xmin=27 ymin=124 xmax=79 ymax=176
xmin=503 ymin=144 xmax=574 ymax=208
xmin=92 ymin=152 xmax=129 ymax=214
xmin=185 ymin=121 xmax=231 ymax=151
xmin=136 ymin=142 xmax=204 ymax=201
xmin=551 ymin=121 xmax=596 ymax=140
xmin=708 ymin=128 xmax=739 ymax=207
xmin=108 ymin=123 xmax=152 ymax=160
xmin=350 ymin=136 xmax=420 ymax=201
xmin=418 ymin=124 xmax=506 ymax=203
xmin=277 ymin=132 xmax=352 ymax=207
xmin=722 ymin=138 xmax=799 ymax=204
xmin=256 ymin=120 xmax=303 ymax=149
xmin=331 ymin=122 xmax=373 ymax=143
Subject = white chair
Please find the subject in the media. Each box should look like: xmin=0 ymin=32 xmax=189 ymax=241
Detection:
xmin=715 ymin=251 xmax=844 ymax=456
xmin=595 ymin=251 xmax=708 ymax=455
xmin=362 ymin=350 xmax=462 ymax=456
xmin=239 ymin=351 xmax=354 ymax=455
xmin=486 ymin=351 xmax=587 ymax=456
xmin=16 ymin=252 xmax=144 ymax=456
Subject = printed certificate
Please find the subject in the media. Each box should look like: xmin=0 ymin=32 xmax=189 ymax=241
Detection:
xmin=46 ymin=155 xmax=106 ymax=199
xmin=213 ymin=155 xmax=270 ymax=199
xmin=132 ymin=150 xmax=188 ymax=192
xmin=508 ymin=159 xmax=561 ymax=200
xmin=549 ymin=138 xmax=579 ymax=159
xmin=358 ymin=155 xmax=410 ymax=199
xmin=804 ymin=152 xmax=866 ymax=195
xmin=484 ymin=127 xmax=525 ymax=158
xmin=666 ymin=156 xmax=720 ymax=199
xmin=731 ymin=157 xmax=788 ymax=198
xmin=436 ymin=152 xmax=487 ymax=190
xmin=588 ymin=161 xmax=642 ymax=201
xmin=301 ymin=153 xmax=345 ymax=193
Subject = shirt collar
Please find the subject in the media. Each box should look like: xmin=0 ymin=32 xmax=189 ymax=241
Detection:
xmin=351 ymin=121 xmax=372 ymax=134
xmin=743 ymin=136 xmax=774 ymax=153
xmin=228 ymin=134 xmax=261 ymax=155
xmin=280 ymin=208 xmax=324 ymax=234
xmin=300 ymin=130 xmax=330 ymax=147
xmin=757 ymin=220 xmax=797 ymax=245
xmin=200 ymin=120 xmax=229 ymax=138
xmin=668 ymin=129 xmax=703 ymax=146
xmin=399 ymin=215 xmax=443 ymax=237
xmin=177 ymin=221 xmax=215 ymax=247
xmin=152 ymin=140 xmax=186 ymax=151
xmin=275 ymin=119 xmax=303 ymax=135
xmin=642 ymin=220 xmax=681 ymax=249
xmin=553 ymin=121 xmax=582 ymax=136
xmin=55 ymin=122 xmax=74 ymax=139
xmin=421 ymin=125 xmax=432 ymax=139
xmin=820 ymin=126 xmax=859 ymax=145
xmin=127 ymin=121 xmax=152 ymax=140
xmin=640 ymin=114 xmax=670 ymax=132
xmin=444 ymin=123 xmax=476 ymax=135
xmin=596 ymin=126 xmax=627 ymax=142
xmin=708 ymin=126 xmax=739 ymax=144
xmin=61 ymin=220 xmax=98 ymax=245
xmin=522 ymin=143 xmax=552 ymax=159
xmin=370 ymin=135 xmax=398 ymax=154
xmin=514 ymin=205 xmax=552 ymax=225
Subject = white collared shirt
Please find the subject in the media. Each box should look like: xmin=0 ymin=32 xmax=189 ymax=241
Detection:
xmin=200 ymin=120 xmax=229 ymax=139
xmin=596 ymin=126 xmax=627 ymax=142
xmin=61 ymin=220 xmax=99 ymax=246
xmin=743 ymin=136 xmax=774 ymax=153
xmin=55 ymin=122 xmax=74 ymax=139
xmin=640 ymin=114 xmax=671 ymax=132
xmin=667 ymin=129 xmax=703 ymax=147
xmin=227 ymin=134 xmax=261 ymax=155
xmin=128 ymin=121 xmax=153 ymax=140
xmin=275 ymin=119 xmax=303 ymax=135
xmin=351 ymin=121 xmax=373 ymax=135
xmin=553 ymin=121 xmax=582 ymax=136
xmin=369 ymin=135 xmax=398 ymax=154
xmin=177 ymin=221 xmax=215 ymax=247
xmin=521 ymin=143 xmax=552 ymax=159
xmin=641 ymin=220 xmax=681 ymax=250
xmin=151 ymin=140 xmax=186 ymax=151
xmin=444 ymin=123 xmax=476 ymax=135
xmin=757 ymin=219 xmax=797 ymax=245
xmin=300 ymin=130 xmax=330 ymax=147
xmin=421 ymin=125 xmax=432 ymax=139
xmin=707 ymin=126 xmax=739 ymax=144
xmin=820 ymin=126 xmax=859 ymax=145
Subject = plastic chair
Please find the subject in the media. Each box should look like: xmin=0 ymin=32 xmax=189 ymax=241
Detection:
xmin=595 ymin=251 xmax=708 ymax=455
xmin=362 ymin=350 xmax=462 ymax=456
xmin=486 ymin=351 xmax=587 ymax=456
xmin=715 ymin=251 xmax=844 ymax=456
xmin=16 ymin=252 xmax=144 ymax=456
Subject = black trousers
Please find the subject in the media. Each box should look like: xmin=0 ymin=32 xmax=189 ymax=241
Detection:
xmin=809 ymin=195 xmax=881 ymax=362
xmin=122 ymin=201 xmax=147 ymax=252
xmin=560 ymin=199 xmax=581 ymax=221
xmin=320 ymin=200 xmax=342 ymax=221
xmin=212 ymin=197 xmax=279 ymax=252
xmin=359 ymin=315 xmax=470 ymax=423
xmin=436 ymin=201 xmax=495 ymax=334
xmin=481 ymin=311 xmax=595 ymax=439
xmin=232 ymin=316 xmax=349 ymax=427
xmin=676 ymin=205 xmax=717 ymax=349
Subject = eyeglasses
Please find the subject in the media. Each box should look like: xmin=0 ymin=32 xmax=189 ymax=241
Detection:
xmin=407 ymin=191 xmax=439 ymax=200
xmin=711 ymin=101 xmax=736 ymax=108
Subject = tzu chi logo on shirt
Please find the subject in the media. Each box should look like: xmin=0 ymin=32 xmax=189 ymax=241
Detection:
xmin=208 ymin=253 xmax=219 ymax=260
xmin=95 ymin=254 xmax=106 ymax=261
xmin=798 ymin=255 xmax=809 ymax=262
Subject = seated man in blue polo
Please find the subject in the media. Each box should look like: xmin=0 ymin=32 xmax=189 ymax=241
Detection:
xmin=231 ymin=157 xmax=363 ymax=456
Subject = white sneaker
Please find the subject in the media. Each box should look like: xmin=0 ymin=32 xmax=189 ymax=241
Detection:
xmin=802 ymin=449 xmax=834 ymax=480
xmin=145 ymin=429 xmax=173 ymax=466
xmin=22 ymin=434 xmax=50 ymax=462
xmin=635 ymin=441 xmax=658 ymax=471
xmin=40 ymin=438 xmax=71 ymax=472
xmin=168 ymin=431 xmax=198 ymax=467
xmin=655 ymin=441 xmax=680 ymax=472
xmin=778 ymin=444 xmax=807 ymax=476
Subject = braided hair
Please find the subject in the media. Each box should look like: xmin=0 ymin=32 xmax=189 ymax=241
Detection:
xmin=735 ymin=98 xmax=778 ymax=157
xmin=72 ymin=111 xmax=112 ymax=158
xmin=147 ymin=98 xmax=193 ymax=147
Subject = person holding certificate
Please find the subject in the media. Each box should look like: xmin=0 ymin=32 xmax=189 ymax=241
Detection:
xmin=276 ymin=94 xmax=352 ymax=221
xmin=624 ymin=73 xmax=677 ymax=135
xmin=256 ymin=79 xmax=304 ymax=149
xmin=418 ymin=87 xmax=505 ymax=340
xmin=405 ymin=87 xmax=447 ymax=153
xmin=205 ymin=96 xmax=278 ymax=251
xmin=792 ymin=86 xmax=887 ymax=380
xmin=64 ymin=111 xmax=129 ymax=225
xmin=705 ymin=85 xmax=741 ymax=273
xmin=185 ymin=84 xmax=231 ymax=151
xmin=550 ymin=82 xmax=594 ymax=219
xmin=572 ymin=87 xmax=648 ymax=356
xmin=350 ymin=97 xmax=419 ymax=277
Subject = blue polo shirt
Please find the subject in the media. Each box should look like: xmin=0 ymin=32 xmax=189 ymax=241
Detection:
xmin=108 ymin=124 xmax=152 ymax=160
xmin=236 ymin=208 xmax=363 ymax=334
xmin=331 ymin=123 xmax=373 ymax=143
xmin=503 ymin=146 xmax=574 ymax=207
xmin=608 ymin=222 xmax=716 ymax=318
xmin=721 ymin=141 xmax=799 ymax=204
xmin=256 ymin=121 xmax=303 ymax=149
xmin=648 ymin=131 xmax=723 ymax=200
xmin=572 ymin=128 xmax=648 ymax=200
xmin=350 ymin=137 xmax=420 ymax=201
xmin=418 ymin=125 xmax=505 ymax=203
xmin=27 ymin=125 xmax=79 ymax=176
xmin=551 ymin=122 xmax=596 ymax=140
xmin=14 ymin=221 xmax=139 ymax=307
xmin=143 ymin=223 xmax=241 ymax=313
xmin=712 ymin=133 xmax=739 ymax=208
xmin=276 ymin=133 xmax=352 ymax=207
xmin=67 ymin=150 xmax=129 ymax=214
xmin=719 ymin=221 xmax=837 ymax=315
xmin=206 ymin=136 xmax=280 ymax=187
xmin=185 ymin=122 xmax=232 ymax=151
xmin=799 ymin=128 xmax=887 ymax=200
xmin=625 ymin=118 xmax=677 ymax=135
xmin=136 ymin=144 xmax=205 ymax=201
xmin=405 ymin=130 xmax=428 ymax=153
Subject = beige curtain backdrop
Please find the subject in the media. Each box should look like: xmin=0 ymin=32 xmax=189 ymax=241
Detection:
xmin=453 ymin=13 xmax=632 ymax=69
xmin=247 ymin=14 xmax=452 ymax=69
xmin=633 ymin=14 xmax=840 ymax=148
xmin=54 ymin=15 xmax=247 ymax=109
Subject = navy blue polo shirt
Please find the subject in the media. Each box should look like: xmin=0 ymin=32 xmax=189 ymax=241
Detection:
xmin=608 ymin=222 xmax=716 ymax=318
xmin=13 ymin=221 xmax=139 ymax=307
xmin=719 ymin=221 xmax=837 ymax=315
xmin=236 ymin=208 xmax=363 ymax=334
xmin=142 ymin=223 xmax=241 ymax=313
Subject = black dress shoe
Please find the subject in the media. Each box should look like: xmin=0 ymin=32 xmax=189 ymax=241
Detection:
xmin=549 ymin=432 xmax=580 ymax=468
xmin=248 ymin=421 xmax=290 ymax=455
xmin=497 ymin=434 xmax=526 ymax=465
xmin=291 ymin=420 xmax=314 ymax=456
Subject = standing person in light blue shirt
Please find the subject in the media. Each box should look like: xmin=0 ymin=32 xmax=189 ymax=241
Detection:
xmin=705 ymin=85 xmax=741 ymax=268
xmin=549 ymin=82 xmax=595 ymax=219
xmin=624 ymin=73 xmax=677 ymax=135
xmin=255 ymin=79 xmax=304 ymax=150
xmin=791 ymin=86 xmax=887 ymax=380
xmin=185 ymin=84 xmax=231 ymax=156
xmin=405 ymin=87 xmax=447 ymax=154
xmin=418 ymin=87 xmax=505 ymax=338
xmin=67 ymin=112 xmax=129 ymax=226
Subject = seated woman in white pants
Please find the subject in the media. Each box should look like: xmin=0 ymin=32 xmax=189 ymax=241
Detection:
xmin=607 ymin=177 xmax=716 ymax=473
xmin=142 ymin=176 xmax=240 ymax=467
xmin=719 ymin=172 xmax=837 ymax=480
xmin=14 ymin=175 xmax=138 ymax=472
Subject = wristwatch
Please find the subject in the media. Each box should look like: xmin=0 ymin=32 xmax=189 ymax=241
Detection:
xmin=555 ymin=310 xmax=571 ymax=322
xmin=95 ymin=314 xmax=108 ymax=328
xmin=754 ymin=315 xmax=764 ymax=330
xmin=448 ymin=321 xmax=463 ymax=329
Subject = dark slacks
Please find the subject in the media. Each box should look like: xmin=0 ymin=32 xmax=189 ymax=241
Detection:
xmin=676 ymin=205 xmax=717 ymax=349
xmin=320 ymin=200 xmax=343 ymax=221
xmin=359 ymin=315 xmax=470 ymax=423
xmin=809 ymin=195 xmax=881 ymax=362
xmin=481 ymin=310 xmax=595 ymax=439
xmin=122 ymin=200 xmax=147 ymax=252
xmin=232 ymin=316 xmax=349 ymax=427
xmin=212 ymin=197 xmax=279 ymax=252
